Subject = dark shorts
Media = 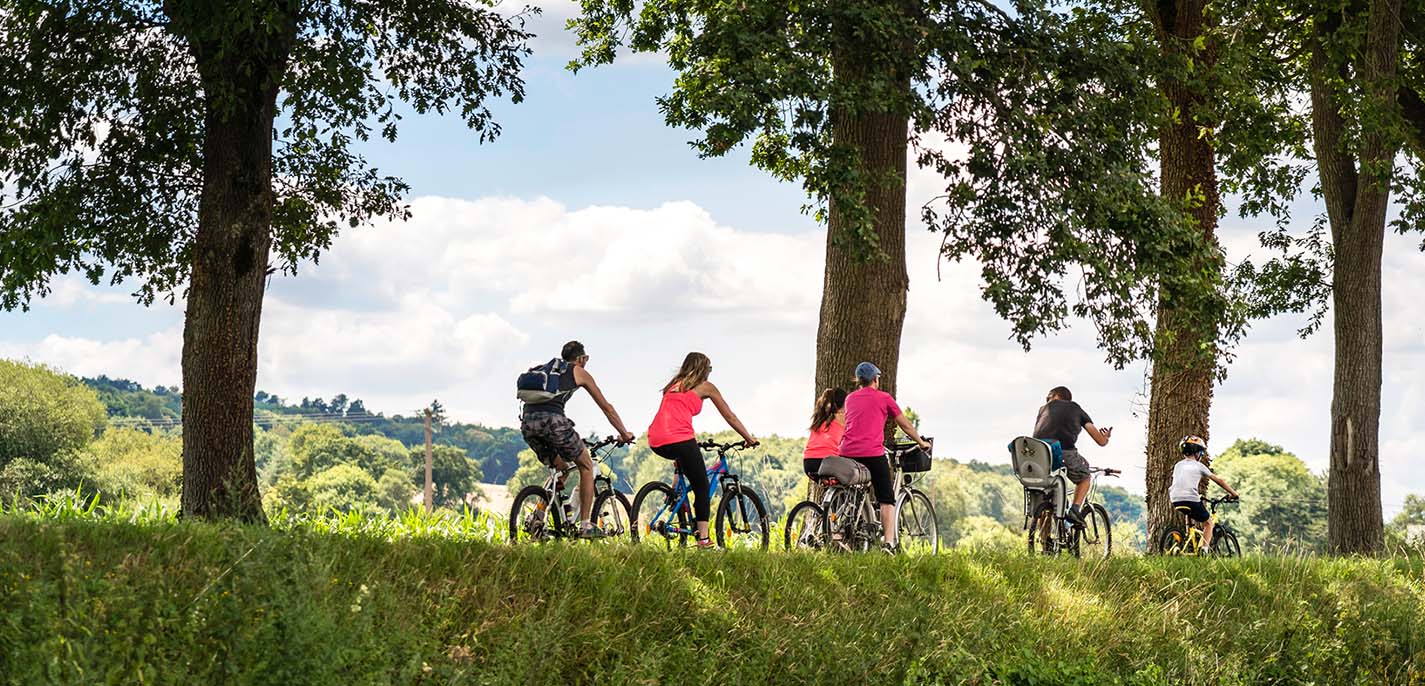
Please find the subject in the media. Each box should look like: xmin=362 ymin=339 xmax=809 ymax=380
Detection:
xmin=1063 ymin=448 xmax=1091 ymax=484
xmin=803 ymin=458 xmax=823 ymax=477
xmin=1173 ymin=500 xmax=1212 ymax=523
xmin=848 ymin=455 xmax=895 ymax=505
xmin=520 ymin=412 xmax=583 ymax=466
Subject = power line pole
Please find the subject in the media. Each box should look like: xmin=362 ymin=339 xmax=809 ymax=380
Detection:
xmin=424 ymin=408 xmax=434 ymax=514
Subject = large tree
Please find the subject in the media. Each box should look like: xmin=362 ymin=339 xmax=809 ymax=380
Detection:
xmin=1239 ymin=0 xmax=1425 ymax=554
xmin=929 ymin=0 xmax=1315 ymax=549
xmin=569 ymin=1 xmax=1216 ymax=416
xmin=0 ymin=0 xmax=532 ymax=520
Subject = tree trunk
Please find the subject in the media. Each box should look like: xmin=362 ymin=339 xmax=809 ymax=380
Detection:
xmin=813 ymin=101 xmax=910 ymax=403
xmin=175 ymin=5 xmax=297 ymax=522
xmin=1310 ymin=0 xmax=1399 ymax=554
xmin=1143 ymin=0 xmax=1223 ymax=551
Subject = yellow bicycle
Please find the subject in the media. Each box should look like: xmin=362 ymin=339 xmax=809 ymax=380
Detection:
xmin=1159 ymin=496 xmax=1241 ymax=557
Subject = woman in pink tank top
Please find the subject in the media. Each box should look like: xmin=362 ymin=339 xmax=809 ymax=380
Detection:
xmin=803 ymin=387 xmax=847 ymax=478
xmin=646 ymin=352 xmax=759 ymax=547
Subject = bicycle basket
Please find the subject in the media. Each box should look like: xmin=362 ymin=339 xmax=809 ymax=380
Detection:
xmin=897 ymin=446 xmax=932 ymax=473
xmin=817 ymin=456 xmax=871 ymax=486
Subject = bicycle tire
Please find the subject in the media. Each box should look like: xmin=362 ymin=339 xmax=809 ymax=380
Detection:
xmin=895 ymin=488 xmax=939 ymax=555
xmin=715 ymin=484 xmax=769 ymax=550
xmin=783 ymin=500 xmax=828 ymax=551
xmin=630 ymin=481 xmax=687 ymax=549
xmin=509 ymin=485 xmax=557 ymax=544
xmin=1076 ymin=503 xmax=1112 ymax=560
xmin=1212 ymin=529 xmax=1241 ymax=558
xmin=1158 ymin=527 xmax=1190 ymax=556
xmin=1027 ymin=501 xmax=1059 ymax=556
xmin=591 ymin=490 xmax=633 ymax=540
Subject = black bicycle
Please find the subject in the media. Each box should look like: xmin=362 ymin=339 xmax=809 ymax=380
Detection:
xmin=509 ymin=436 xmax=631 ymax=543
xmin=1159 ymin=496 xmax=1242 ymax=557
xmin=1026 ymin=466 xmax=1118 ymax=559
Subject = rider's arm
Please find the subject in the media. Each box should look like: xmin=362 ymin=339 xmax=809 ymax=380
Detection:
xmin=1083 ymin=422 xmax=1111 ymax=447
xmin=574 ymin=367 xmax=634 ymax=442
xmin=1209 ymin=474 xmax=1240 ymax=499
xmin=893 ymin=412 xmax=931 ymax=450
xmin=700 ymin=382 xmax=757 ymax=445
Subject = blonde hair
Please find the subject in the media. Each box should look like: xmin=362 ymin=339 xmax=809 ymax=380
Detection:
xmin=662 ymin=352 xmax=712 ymax=393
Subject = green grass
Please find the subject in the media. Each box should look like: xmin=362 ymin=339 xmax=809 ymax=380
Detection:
xmin=2 ymin=502 xmax=1423 ymax=685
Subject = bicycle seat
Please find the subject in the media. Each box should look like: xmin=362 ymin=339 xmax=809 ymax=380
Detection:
xmin=1174 ymin=505 xmax=1193 ymax=513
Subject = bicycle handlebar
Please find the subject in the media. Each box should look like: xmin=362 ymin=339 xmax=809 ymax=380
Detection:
xmin=1092 ymin=467 xmax=1121 ymax=477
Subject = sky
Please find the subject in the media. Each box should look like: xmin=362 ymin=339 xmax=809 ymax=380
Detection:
xmin=1 ymin=7 xmax=1423 ymax=515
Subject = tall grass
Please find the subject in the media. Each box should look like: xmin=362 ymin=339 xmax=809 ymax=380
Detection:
xmin=2 ymin=502 xmax=1423 ymax=685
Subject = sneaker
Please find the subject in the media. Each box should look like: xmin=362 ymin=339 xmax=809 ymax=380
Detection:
xmin=880 ymin=541 xmax=898 ymax=555
xmin=579 ymin=525 xmax=607 ymax=539
xmin=695 ymin=537 xmax=716 ymax=550
xmin=1065 ymin=505 xmax=1086 ymax=527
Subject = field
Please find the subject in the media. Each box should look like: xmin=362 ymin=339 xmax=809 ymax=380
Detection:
xmin=2 ymin=503 xmax=1423 ymax=686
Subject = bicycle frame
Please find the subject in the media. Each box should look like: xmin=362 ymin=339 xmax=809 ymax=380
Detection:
xmin=1173 ymin=497 xmax=1237 ymax=554
xmin=645 ymin=443 xmax=748 ymax=537
xmin=536 ymin=438 xmax=621 ymax=533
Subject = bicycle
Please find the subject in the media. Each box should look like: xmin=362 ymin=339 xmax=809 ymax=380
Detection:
xmin=1159 ymin=496 xmax=1242 ymax=557
xmin=509 ymin=436 xmax=632 ymax=543
xmin=1025 ymin=466 xmax=1119 ymax=559
xmin=784 ymin=440 xmax=939 ymax=555
xmin=629 ymin=439 xmax=770 ymax=550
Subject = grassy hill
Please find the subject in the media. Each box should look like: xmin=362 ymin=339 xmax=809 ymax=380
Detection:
xmin=2 ymin=507 xmax=1421 ymax=685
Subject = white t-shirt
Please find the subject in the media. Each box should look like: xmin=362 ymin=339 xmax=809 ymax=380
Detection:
xmin=1169 ymin=459 xmax=1213 ymax=502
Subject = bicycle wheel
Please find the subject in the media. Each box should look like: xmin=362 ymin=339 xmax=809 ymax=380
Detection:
xmin=591 ymin=490 xmax=633 ymax=540
xmin=1027 ymin=501 xmax=1060 ymax=556
xmin=1076 ymin=503 xmax=1112 ymax=560
xmin=1211 ymin=529 xmax=1241 ymax=558
xmin=1158 ymin=527 xmax=1190 ymax=556
xmin=510 ymin=485 xmax=557 ymax=544
xmin=715 ymin=485 xmax=769 ymax=550
xmin=895 ymin=488 xmax=939 ymax=555
xmin=784 ymin=500 xmax=828 ymax=551
xmin=630 ymin=482 xmax=688 ymax=549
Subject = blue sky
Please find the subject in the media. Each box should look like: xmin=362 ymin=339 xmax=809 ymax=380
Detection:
xmin=2 ymin=9 xmax=1423 ymax=515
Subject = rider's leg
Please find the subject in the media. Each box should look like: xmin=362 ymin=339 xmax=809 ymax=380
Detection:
xmin=853 ymin=456 xmax=897 ymax=545
xmin=655 ymin=440 xmax=711 ymax=542
xmin=1063 ymin=449 xmax=1091 ymax=515
xmin=573 ymin=444 xmax=595 ymax=526
xmin=1201 ymin=517 xmax=1215 ymax=549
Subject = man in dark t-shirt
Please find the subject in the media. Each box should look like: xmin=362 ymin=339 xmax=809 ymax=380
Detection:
xmin=1032 ymin=386 xmax=1112 ymax=525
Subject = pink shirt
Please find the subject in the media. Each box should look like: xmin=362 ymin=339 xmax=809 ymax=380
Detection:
xmin=804 ymin=419 xmax=845 ymax=459
xmin=837 ymin=387 xmax=901 ymax=458
xmin=648 ymin=390 xmax=704 ymax=447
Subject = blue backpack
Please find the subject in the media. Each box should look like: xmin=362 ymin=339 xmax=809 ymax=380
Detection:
xmin=516 ymin=358 xmax=569 ymax=404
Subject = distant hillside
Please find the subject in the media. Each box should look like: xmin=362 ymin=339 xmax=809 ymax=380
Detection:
xmin=81 ymin=377 xmax=528 ymax=484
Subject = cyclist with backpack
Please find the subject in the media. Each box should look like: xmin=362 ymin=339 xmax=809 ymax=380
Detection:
xmin=518 ymin=341 xmax=636 ymax=538
xmin=803 ymin=387 xmax=848 ymax=477
xmin=647 ymin=352 xmax=759 ymax=549
xmin=1032 ymin=386 xmax=1112 ymax=527
xmin=1171 ymin=436 xmax=1240 ymax=550
xmin=838 ymin=362 xmax=932 ymax=554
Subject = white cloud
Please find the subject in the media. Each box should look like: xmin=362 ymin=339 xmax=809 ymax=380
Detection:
xmin=0 ymin=327 xmax=182 ymax=388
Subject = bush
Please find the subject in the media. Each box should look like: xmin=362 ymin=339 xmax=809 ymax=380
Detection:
xmin=0 ymin=359 xmax=105 ymax=468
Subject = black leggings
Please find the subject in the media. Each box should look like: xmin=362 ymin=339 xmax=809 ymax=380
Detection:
xmin=849 ymin=455 xmax=895 ymax=505
xmin=652 ymin=440 xmax=710 ymax=523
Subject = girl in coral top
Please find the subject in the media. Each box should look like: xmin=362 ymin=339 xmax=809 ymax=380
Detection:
xmin=647 ymin=352 xmax=758 ymax=547
xmin=803 ymin=387 xmax=847 ymax=477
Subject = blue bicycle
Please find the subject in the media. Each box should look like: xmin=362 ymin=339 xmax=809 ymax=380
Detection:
xmin=629 ymin=439 xmax=770 ymax=550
